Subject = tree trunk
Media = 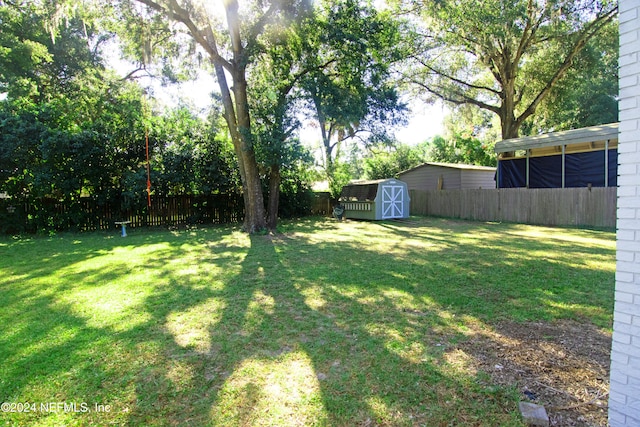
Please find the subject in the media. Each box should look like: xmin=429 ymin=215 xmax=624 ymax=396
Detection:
xmin=222 ymin=0 xmax=267 ymax=233
xmin=211 ymin=60 xmax=266 ymax=233
xmin=267 ymin=164 xmax=280 ymax=230
xmin=498 ymin=103 xmax=519 ymax=158
xmin=233 ymin=72 xmax=267 ymax=233
xmin=238 ymin=146 xmax=267 ymax=233
xmin=500 ymin=111 xmax=520 ymax=140
xmin=131 ymin=0 xmax=268 ymax=233
xmin=499 ymin=70 xmax=521 ymax=140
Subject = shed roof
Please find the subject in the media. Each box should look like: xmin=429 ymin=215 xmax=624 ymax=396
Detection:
xmin=494 ymin=123 xmax=619 ymax=154
xmin=346 ymin=179 xmax=390 ymax=185
xmin=399 ymin=162 xmax=496 ymax=176
xmin=340 ymin=179 xmax=402 ymax=201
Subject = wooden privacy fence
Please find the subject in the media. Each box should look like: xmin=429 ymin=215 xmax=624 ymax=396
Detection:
xmin=122 ymin=194 xmax=244 ymax=228
xmin=0 ymin=194 xmax=244 ymax=233
xmin=311 ymin=192 xmax=334 ymax=216
xmin=409 ymin=187 xmax=617 ymax=228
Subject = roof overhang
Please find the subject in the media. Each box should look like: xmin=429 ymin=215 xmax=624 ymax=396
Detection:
xmin=494 ymin=123 xmax=619 ymax=156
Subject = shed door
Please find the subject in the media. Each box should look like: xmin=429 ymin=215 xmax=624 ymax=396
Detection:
xmin=381 ymin=185 xmax=404 ymax=219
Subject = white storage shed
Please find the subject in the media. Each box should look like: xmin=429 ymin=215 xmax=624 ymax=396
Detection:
xmin=339 ymin=179 xmax=410 ymax=220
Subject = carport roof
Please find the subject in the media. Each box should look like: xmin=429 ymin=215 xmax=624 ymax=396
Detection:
xmin=494 ymin=123 xmax=619 ymax=154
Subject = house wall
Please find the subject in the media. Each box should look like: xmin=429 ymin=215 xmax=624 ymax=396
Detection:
xmin=609 ymin=2 xmax=640 ymax=425
xmin=401 ymin=165 xmax=496 ymax=191
xmin=460 ymin=169 xmax=496 ymax=189
xmin=400 ymin=166 xmax=464 ymax=190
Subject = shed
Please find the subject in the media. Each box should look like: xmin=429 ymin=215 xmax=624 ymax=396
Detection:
xmin=398 ymin=162 xmax=496 ymax=191
xmin=339 ymin=179 xmax=410 ymax=220
xmin=494 ymin=123 xmax=619 ymax=188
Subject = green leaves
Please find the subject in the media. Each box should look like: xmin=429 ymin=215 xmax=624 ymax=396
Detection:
xmin=298 ymin=0 xmax=407 ymax=174
xmin=149 ymin=107 xmax=238 ymax=196
xmin=405 ymin=0 xmax=618 ymax=138
xmin=364 ymin=145 xmax=424 ymax=180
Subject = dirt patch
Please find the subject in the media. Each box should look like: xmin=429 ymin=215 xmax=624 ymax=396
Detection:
xmin=455 ymin=320 xmax=611 ymax=426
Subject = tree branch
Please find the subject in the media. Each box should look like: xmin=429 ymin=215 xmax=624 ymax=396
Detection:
xmin=119 ymin=66 xmax=152 ymax=81
xmin=416 ymin=59 xmax=501 ymax=95
xmin=515 ymin=5 xmax=618 ymax=128
xmin=513 ymin=0 xmax=539 ymax=65
xmin=410 ymin=78 xmax=501 ymax=115
xmin=279 ymin=58 xmax=338 ymax=100
xmin=246 ymin=0 xmax=283 ymax=52
xmin=223 ymin=0 xmax=244 ymax=70
xmin=134 ymin=0 xmax=233 ymax=72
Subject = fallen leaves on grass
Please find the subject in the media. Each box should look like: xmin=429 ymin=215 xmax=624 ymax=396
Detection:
xmin=455 ymin=320 xmax=611 ymax=426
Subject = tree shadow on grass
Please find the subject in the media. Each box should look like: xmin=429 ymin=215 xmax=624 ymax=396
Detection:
xmin=333 ymin=219 xmax=614 ymax=426
xmin=47 ymin=228 xmax=501 ymax=426
xmin=1 ymin=218 xmax=612 ymax=426
xmin=133 ymin=232 xmax=520 ymax=426
xmin=355 ymin=219 xmax=614 ymax=327
xmin=0 ymin=226 xmax=244 ymax=426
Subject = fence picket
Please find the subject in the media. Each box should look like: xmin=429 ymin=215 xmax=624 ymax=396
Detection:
xmin=0 ymin=194 xmax=244 ymax=233
xmin=409 ymin=187 xmax=616 ymax=228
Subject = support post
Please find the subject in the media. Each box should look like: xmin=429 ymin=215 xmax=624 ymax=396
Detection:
xmin=526 ymin=150 xmax=530 ymax=188
xmin=605 ymin=139 xmax=609 ymax=187
xmin=561 ymin=145 xmax=566 ymax=189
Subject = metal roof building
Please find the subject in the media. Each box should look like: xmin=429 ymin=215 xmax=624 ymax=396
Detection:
xmin=494 ymin=123 xmax=619 ymax=188
xmin=399 ymin=162 xmax=496 ymax=191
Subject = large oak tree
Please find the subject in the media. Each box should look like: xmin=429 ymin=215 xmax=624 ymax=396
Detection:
xmin=404 ymin=0 xmax=617 ymax=140
xmin=128 ymin=0 xmax=310 ymax=232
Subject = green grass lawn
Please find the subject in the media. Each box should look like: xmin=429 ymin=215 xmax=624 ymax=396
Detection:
xmin=0 ymin=217 xmax=615 ymax=426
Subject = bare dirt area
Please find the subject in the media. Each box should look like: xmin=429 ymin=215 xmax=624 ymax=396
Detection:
xmin=456 ymin=320 xmax=611 ymax=426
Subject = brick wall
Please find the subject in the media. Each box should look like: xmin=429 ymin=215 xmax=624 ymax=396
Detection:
xmin=609 ymin=1 xmax=640 ymax=425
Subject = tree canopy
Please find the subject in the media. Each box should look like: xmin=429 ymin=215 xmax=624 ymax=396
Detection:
xmin=300 ymin=0 xmax=407 ymax=174
xmin=403 ymin=0 xmax=618 ymax=139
